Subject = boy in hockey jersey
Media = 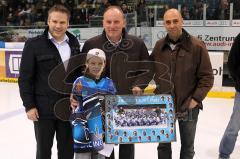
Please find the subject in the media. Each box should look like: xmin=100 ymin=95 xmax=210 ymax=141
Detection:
xmin=70 ymin=48 xmax=116 ymax=159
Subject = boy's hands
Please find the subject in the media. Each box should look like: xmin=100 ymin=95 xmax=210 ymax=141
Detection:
xmin=70 ymin=94 xmax=79 ymax=110
xmin=132 ymin=86 xmax=143 ymax=95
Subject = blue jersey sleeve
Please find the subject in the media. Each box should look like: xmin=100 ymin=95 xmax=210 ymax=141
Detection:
xmin=108 ymin=79 xmax=117 ymax=95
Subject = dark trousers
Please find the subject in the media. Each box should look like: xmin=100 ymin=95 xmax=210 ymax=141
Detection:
xmin=119 ymin=144 xmax=134 ymax=159
xmin=34 ymin=119 xmax=74 ymax=159
xmin=106 ymin=144 xmax=134 ymax=159
xmin=158 ymin=108 xmax=199 ymax=159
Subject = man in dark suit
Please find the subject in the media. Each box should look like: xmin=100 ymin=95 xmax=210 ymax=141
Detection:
xmin=18 ymin=4 xmax=80 ymax=159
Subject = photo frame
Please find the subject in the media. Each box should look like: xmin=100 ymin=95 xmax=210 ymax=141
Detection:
xmin=104 ymin=95 xmax=176 ymax=144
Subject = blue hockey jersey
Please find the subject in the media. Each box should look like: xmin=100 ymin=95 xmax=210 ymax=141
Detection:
xmin=70 ymin=75 xmax=116 ymax=153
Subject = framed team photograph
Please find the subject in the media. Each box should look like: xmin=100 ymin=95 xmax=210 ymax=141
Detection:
xmin=104 ymin=95 xmax=176 ymax=144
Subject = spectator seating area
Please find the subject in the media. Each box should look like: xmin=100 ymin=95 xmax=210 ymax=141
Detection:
xmin=0 ymin=0 xmax=239 ymax=27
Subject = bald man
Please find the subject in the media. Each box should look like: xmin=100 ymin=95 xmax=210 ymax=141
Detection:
xmin=150 ymin=9 xmax=213 ymax=159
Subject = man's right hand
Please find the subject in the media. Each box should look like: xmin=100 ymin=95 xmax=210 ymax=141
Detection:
xmin=26 ymin=108 xmax=39 ymax=121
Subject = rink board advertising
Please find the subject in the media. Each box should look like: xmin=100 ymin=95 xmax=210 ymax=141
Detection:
xmin=104 ymin=95 xmax=176 ymax=144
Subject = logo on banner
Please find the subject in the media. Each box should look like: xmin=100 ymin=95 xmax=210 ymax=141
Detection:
xmin=157 ymin=31 xmax=167 ymax=39
xmin=209 ymin=52 xmax=224 ymax=88
xmin=5 ymin=51 xmax=22 ymax=78
xmin=71 ymin=29 xmax=81 ymax=40
xmin=8 ymin=54 xmax=21 ymax=74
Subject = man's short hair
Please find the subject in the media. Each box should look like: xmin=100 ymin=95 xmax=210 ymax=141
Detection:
xmin=48 ymin=4 xmax=70 ymax=20
xmin=103 ymin=5 xmax=125 ymax=19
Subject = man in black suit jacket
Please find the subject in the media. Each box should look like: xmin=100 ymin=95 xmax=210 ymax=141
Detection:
xmin=18 ymin=4 xmax=80 ymax=159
